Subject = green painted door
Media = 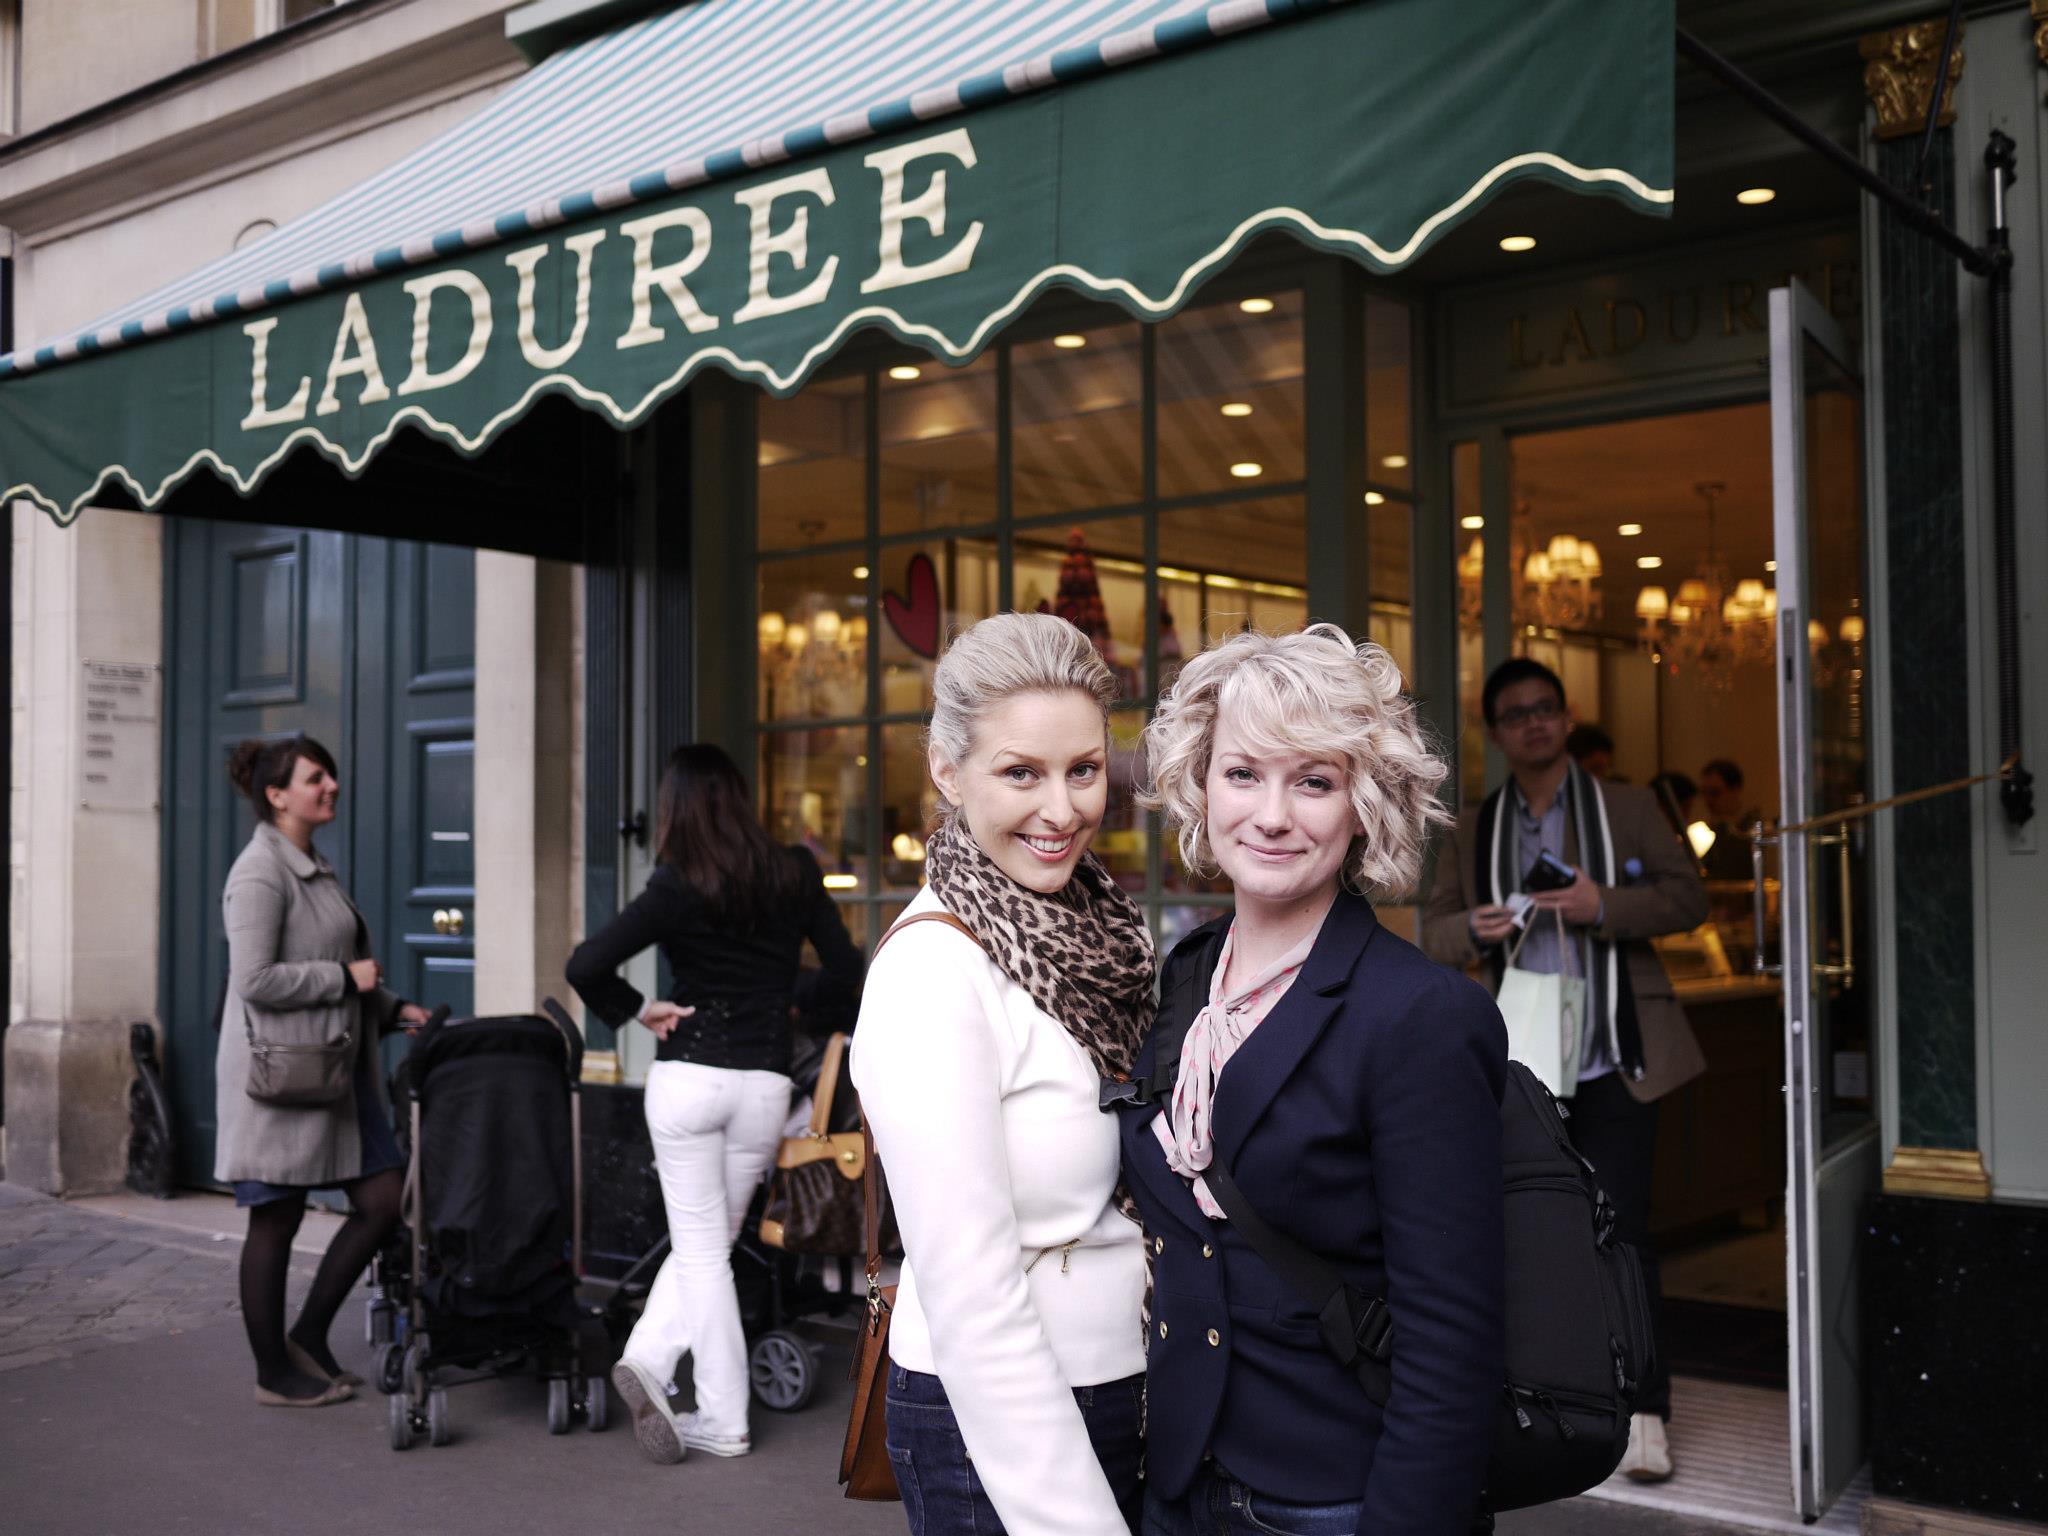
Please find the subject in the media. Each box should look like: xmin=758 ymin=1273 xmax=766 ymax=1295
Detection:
xmin=160 ymin=521 xmax=474 ymax=1186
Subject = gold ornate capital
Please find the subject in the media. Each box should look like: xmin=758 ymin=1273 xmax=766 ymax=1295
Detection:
xmin=1860 ymin=18 xmax=1966 ymax=140
xmin=1883 ymin=1145 xmax=1991 ymax=1200
xmin=2034 ymin=1 xmax=2047 ymax=69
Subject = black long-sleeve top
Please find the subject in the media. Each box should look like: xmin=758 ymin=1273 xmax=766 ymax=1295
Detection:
xmin=565 ymin=846 xmax=863 ymax=1074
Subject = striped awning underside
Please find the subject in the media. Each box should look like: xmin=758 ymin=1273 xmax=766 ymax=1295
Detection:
xmin=6 ymin=0 xmax=1327 ymax=376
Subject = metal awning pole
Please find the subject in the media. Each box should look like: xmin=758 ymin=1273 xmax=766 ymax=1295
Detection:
xmin=1675 ymin=27 xmax=1994 ymax=277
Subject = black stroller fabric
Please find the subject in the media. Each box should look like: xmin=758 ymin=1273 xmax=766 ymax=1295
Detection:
xmin=404 ymin=1015 xmax=576 ymax=1320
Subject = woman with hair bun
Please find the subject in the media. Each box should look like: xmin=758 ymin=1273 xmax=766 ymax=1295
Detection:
xmin=851 ymin=611 xmax=1155 ymax=1536
xmin=1119 ymin=624 xmax=1508 ymax=1536
xmin=215 ymin=735 xmax=429 ymax=1407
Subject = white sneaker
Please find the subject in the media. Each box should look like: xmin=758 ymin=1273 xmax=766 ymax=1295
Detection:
xmin=676 ymin=1412 xmax=751 ymax=1458
xmin=1621 ymin=1411 xmax=1674 ymax=1482
xmin=612 ymin=1359 xmax=685 ymax=1465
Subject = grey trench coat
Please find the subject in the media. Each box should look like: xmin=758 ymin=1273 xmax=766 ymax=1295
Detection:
xmin=213 ymin=821 xmax=401 ymax=1186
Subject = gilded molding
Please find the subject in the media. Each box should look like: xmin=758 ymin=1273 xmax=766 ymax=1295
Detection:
xmin=1860 ymin=19 xmax=1966 ymax=141
xmin=579 ymin=1049 xmax=622 ymax=1085
xmin=2034 ymin=1 xmax=2047 ymax=68
xmin=1882 ymin=1145 xmax=1991 ymax=1200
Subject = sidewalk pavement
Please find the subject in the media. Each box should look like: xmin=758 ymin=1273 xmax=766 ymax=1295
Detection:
xmin=1 ymin=1180 xmax=1754 ymax=1536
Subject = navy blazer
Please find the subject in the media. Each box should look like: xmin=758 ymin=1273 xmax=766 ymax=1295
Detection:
xmin=1118 ymin=893 xmax=1507 ymax=1531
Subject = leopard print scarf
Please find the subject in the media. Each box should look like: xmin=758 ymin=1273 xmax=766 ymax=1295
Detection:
xmin=923 ymin=814 xmax=1154 ymax=1081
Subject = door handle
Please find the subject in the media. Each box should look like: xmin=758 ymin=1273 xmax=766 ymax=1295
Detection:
xmin=432 ymin=908 xmax=466 ymax=937
xmin=619 ymin=810 xmax=648 ymax=848
xmin=1750 ymin=825 xmax=1782 ymax=977
xmin=1810 ymin=830 xmax=1853 ymax=983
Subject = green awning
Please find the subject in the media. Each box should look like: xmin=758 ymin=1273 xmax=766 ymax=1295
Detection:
xmin=0 ymin=0 xmax=1672 ymax=523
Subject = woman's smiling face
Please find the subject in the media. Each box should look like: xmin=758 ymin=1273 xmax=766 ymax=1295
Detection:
xmin=267 ymin=752 xmax=340 ymax=829
xmin=1204 ymin=708 xmax=1359 ymax=913
xmin=930 ymin=689 xmax=1109 ymax=895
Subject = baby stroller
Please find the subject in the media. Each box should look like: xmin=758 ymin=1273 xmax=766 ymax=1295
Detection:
xmin=369 ymin=1002 xmax=610 ymax=1450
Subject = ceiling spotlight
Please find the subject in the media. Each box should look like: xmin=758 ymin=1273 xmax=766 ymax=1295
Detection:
xmin=1230 ymin=462 xmax=1263 ymax=478
xmin=887 ymin=364 xmax=921 ymax=381
xmin=1239 ymin=297 xmax=1276 ymax=315
xmin=1460 ymin=515 xmax=1485 ymax=530
xmin=852 ymin=565 xmax=870 ymax=580
xmin=1636 ymin=555 xmax=1663 ymax=570
xmin=1381 ymin=454 xmax=1409 ymax=470
xmin=1363 ymin=491 xmax=1387 ymax=505
xmin=1765 ymin=559 xmax=1778 ymax=572
xmin=1219 ymin=402 xmax=1253 ymax=418
xmin=1052 ymin=333 xmax=1086 ymax=349
xmin=1618 ymin=522 xmax=1642 ymax=537
xmin=1499 ymin=235 xmax=1537 ymax=253
xmin=1737 ymin=187 xmax=1777 ymax=206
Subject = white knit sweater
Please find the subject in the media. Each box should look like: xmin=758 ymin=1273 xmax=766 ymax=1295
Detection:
xmin=850 ymin=886 xmax=1146 ymax=1536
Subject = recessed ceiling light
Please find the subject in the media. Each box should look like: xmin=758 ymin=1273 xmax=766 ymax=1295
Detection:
xmin=1219 ymin=402 xmax=1253 ymax=418
xmin=1239 ymin=297 xmax=1276 ymax=315
xmin=1230 ymin=462 xmax=1263 ymax=478
xmin=1381 ymin=454 xmax=1409 ymax=470
xmin=887 ymin=364 xmax=921 ymax=381
xmin=1364 ymin=491 xmax=1387 ymax=505
xmin=1765 ymin=559 xmax=1778 ymax=572
xmin=1460 ymin=515 xmax=1485 ymax=530
xmin=1618 ymin=522 xmax=1643 ymax=537
xmin=1052 ymin=333 xmax=1086 ymax=349
xmin=1737 ymin=187 xmax=1777 ymax=206
xmin=1499 ymin=235 xmax=1537 ymax=253
xmin=1636 ymin=555 xmax=1663 ymax=570
xmin=852 ymin=565 xmax=870 ymax=580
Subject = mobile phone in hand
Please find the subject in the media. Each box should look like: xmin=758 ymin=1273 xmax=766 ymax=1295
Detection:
xmin=1524 ymin=851 xmax=1577 ymax=893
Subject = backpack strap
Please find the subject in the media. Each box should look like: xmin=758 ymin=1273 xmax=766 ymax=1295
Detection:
xmin=1202 ymin=1159 xmax=1395 ymax=1405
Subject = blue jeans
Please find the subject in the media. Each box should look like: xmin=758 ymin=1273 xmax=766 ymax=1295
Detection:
xmin=884 ymin=1362 xmax=1143 ymax=1535
xmin=1143 ymin=1464 xmax=1361 ymax=1536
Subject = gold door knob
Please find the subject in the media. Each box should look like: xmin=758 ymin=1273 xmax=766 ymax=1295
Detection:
xmin=446 ymin=907 xmax=465 ymax=936
xmin=432 ymin=909 xmax=450 ymax=935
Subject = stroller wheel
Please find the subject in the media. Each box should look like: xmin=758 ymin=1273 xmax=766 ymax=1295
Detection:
xmin=583 ymin=1374 xmax=609 ymax=1432
xmin=427 ymin=1388 xmax=452 ymax=1447
xmin=403 ymin=1338 xmax=429 ymax=1400
xmin=749 ymin=1329 xmax=815 ymax=1413
xmin=367 ymin=1298 xmax=395 ymax=1348
xmin=388 ymin=1391 xmax=415 ymax=1452
xmin=546 ymin=1376 xmax=572 ymax=1434
xmin=377 ymin=1342 xmax=406 ymax=1396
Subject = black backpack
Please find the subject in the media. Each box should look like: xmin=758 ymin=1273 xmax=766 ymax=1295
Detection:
xmin=1203 ymin=1061 xmax=1653 ymax=1512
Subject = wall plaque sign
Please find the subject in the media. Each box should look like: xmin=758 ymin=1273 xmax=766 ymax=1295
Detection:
xmin=80 ymin=660 xmax=162 ymax=811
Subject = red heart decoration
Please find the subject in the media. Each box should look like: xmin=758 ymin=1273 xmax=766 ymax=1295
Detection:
xmin=883 ymin=552 xmax=942 ymax=660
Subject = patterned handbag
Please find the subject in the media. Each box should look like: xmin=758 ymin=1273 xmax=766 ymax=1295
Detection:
xmin=759 ymin=1032 xmax=866 ymax=1254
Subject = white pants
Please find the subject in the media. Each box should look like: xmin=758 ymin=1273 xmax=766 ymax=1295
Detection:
xmin=628 ymin=1060 xmax=792 ymax=1438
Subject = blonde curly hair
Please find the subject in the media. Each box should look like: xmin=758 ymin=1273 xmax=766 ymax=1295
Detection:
xmin=1140 ymin=624 xmax=1450 ymax=898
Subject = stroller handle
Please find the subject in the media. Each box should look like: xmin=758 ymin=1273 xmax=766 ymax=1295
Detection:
xmin=540 ymin=997 xmax=587 ymax=1084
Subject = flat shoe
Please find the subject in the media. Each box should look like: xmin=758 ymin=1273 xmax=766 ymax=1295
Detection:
xmin=286 ymin=1338 xmax=364 ymax=1390
xmin=612 ymin=1360 xmax=685 ymax=1465
xmin=255 ymin=1379 xmax=352 ymax=1407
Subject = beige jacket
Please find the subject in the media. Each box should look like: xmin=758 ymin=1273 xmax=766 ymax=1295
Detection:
xmin=1421 ymin=777 xmax=1708 ymax=1103
xmin=213 ymin=821 xmax=400 ymax=1185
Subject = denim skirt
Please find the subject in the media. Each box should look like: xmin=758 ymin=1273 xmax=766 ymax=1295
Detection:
xmin=232 ymin=1051 xmax=403 ymax=1208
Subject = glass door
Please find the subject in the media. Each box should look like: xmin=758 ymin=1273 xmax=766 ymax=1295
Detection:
xmin=1768 ymin=280 xmax=1881 ymax=1518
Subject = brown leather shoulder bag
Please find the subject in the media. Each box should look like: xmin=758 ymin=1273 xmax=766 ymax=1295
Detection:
xmin=839 ymin=909 xmax=981 ymax=1502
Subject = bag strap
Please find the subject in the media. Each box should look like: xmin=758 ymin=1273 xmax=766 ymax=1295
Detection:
xmin=1202 ymin=1160 xmax=1395 ymax=1405
xmin=810 ymin=1032 xmax=849 ymax=1137
xmin=1502 ymin=904 xmax=1565 ymax=970
xmin=860 ymin=910 xmax=984 ymax=1284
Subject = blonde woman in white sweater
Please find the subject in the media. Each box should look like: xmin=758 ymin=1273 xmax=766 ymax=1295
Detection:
xmin=851 ymin=612 xmax=1154 ymax=1536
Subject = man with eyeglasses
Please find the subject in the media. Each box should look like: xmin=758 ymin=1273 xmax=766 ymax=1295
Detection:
xmin=1422 ymin=657 xmax=1707 ymax=1485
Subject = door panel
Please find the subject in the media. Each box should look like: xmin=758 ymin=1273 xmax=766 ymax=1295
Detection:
xmin=1768 ymin=280 xmax=1879 ymax=1517
xmin=162 ymin=524 xmax=473 ymax=1184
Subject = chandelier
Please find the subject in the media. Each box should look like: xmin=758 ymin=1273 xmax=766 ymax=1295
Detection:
xmin=1454 ymin=510 xmax=1604 ymax=632
xmin=1634 ymin=481 xmax=1774 ymax=695
xmin=758 ymin=603 xmax=867 ymax=720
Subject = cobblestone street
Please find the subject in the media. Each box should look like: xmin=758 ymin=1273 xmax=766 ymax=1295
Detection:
xmin=0 ymin=1179 xmax=1784 ymax=1536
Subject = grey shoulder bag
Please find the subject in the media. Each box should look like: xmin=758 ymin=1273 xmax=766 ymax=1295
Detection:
xmin=243 ymin=909 xmax=363 ymax=1107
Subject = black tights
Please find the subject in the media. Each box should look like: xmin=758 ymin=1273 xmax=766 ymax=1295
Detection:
xmin=239 ymin=1168 xmax=402 ymax=1395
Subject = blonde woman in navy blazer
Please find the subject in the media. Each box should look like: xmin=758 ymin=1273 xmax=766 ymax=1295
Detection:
xmin=1118 ymin=626 xmax=1507 ymax=1536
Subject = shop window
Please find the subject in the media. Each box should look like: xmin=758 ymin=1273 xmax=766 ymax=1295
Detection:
xmin=1156 ymin=292 xmax=1305 ymax=499
xmin=752 ymin=276 xmax=1403 ymax=944
xmin=879 ymin=353 xmax=997 ymax=536
xmin=1452 ymin=440 xmax=1487 ymax=810
xmin=1012 ymin=323 xmax=1143 ymax=517
xmin=1366 ymin=293 xmax=1413 ymax=495
xmin=759 ymin=375 xmax=865 ymax=551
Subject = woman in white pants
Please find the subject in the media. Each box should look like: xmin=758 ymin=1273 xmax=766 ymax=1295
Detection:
xmin=567 ymin=744 xmax=861 ymax=1464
